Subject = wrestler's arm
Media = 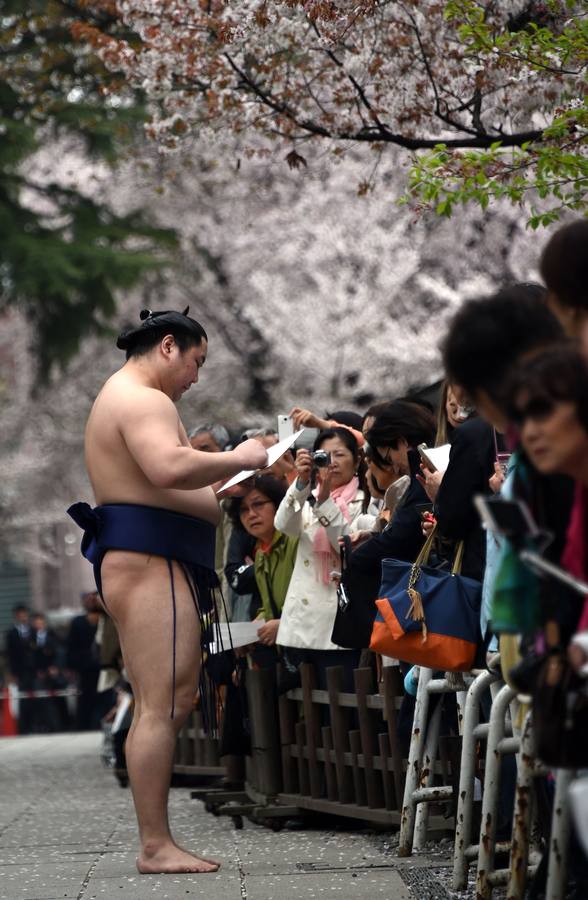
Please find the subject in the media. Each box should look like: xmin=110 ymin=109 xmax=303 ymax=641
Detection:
xmin=121 ymin=390 xmax=267 ymax=490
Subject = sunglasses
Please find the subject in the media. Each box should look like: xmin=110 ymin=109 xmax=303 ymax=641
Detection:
xmin=511 ymin=396 xmax=556 ymax=426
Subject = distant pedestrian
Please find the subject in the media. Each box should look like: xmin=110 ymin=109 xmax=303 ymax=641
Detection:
xmin=30 ymin=612 xmax=70 ymax=732
xmin=66 ymin=592 xmax=101 ymax=730
xmin=5 ymin=605 xmax=36 ymax=734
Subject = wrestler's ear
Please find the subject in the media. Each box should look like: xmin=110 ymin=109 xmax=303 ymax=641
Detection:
xmin=161 ymin=334 xmax=175 ymax=355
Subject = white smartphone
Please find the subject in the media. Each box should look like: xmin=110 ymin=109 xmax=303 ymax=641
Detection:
xmin=277 ymin=414 xmax=294 ymax=442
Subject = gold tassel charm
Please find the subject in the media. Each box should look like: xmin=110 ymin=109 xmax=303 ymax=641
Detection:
xmin=406 ymin=586 xmax=423 ymax=620
xmin=407 ymin=586 xmax=428 ymax=642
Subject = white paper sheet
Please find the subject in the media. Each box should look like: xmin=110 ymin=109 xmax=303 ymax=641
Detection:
xmin=209 ymin=621 xmax=263 ymax=654
xmin=217 ymin=429 xmax=305 ymax=492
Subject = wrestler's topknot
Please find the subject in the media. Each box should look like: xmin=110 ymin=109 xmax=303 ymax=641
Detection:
xmin=116 ymin=307 xmax=208 ymax=358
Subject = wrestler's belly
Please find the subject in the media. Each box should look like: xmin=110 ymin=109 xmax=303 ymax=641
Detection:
xmin=94 ymin=484 xmax=221 ymax=527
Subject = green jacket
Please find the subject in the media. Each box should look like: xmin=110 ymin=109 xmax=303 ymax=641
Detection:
xmin=254 ymin=530 xmax=299 ymax=621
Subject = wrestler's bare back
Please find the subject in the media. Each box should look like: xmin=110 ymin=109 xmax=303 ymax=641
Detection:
xmin=85 ymin=368 xmax=220 ymax=525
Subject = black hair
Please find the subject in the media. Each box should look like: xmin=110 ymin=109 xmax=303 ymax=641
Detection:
xmin=364 ymin=400 xmax=395 ymax=420
xmin=117 ymin=307 xmax=208 ymax=360
xmin=442 ymin=283 xmax=562 ymax=401
xmin=12 ymin=604 xmax=28 ymax=615
xmin=365 ymin=400 xmax=436 ymax=468
xmin=313 ymin=426 xmax=359 ymax=458
xmin=325 ymin=410 xmax=364 ymax=430
xmin=508 ymin=343 xmax=588 ymax=433
xmin=540 ymin=220 xmax=588 ymax=311
xmin=314 ymin=427 xmax=368 ymax=510
xmin=227 ymin=474 xmax=289 ymax=527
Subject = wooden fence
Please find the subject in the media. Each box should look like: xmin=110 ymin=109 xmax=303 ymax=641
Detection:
xmin=173 ymin=706 xmax=225 ymax=778
xmin=174 ymin=661 xmax=452 ymax=832
xmin=276 ymin=663 xmax=407 ymax=824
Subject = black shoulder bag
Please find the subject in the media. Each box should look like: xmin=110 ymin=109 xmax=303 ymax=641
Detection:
xmin=331 ymin=535 xmax=379 ymax=650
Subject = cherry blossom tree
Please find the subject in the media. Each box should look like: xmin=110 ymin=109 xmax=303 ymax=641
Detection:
xmin=0 ymin=120 xmax=549 ymax=565
xmin=112 ymin=137 xmax=542 ymax=416
xmin=76 ymin=0 xmax=587 ymax=225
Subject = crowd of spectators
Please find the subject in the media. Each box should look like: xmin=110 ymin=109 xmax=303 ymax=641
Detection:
xmin=3 ymin=217 xmax=588 ymax=891
xmin=198 ymin=218 xmax=588 ymax=894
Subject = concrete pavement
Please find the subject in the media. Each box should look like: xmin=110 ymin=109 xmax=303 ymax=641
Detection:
xmin=0 ymin=733 xmax=453 ymax=900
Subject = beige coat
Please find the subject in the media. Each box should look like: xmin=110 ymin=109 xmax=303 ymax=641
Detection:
xmin=275 ymin=480 xmax=365 ymax=650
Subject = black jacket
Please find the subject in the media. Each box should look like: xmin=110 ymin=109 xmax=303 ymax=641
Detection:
xmin=224 ymin=525 xmax=260 ymax=620
xmin=434 ymin=417 xmax=496 ymax=581
xmin=5 ymin=625 xmax=36 ymax=685
xmin=32 ymin=629 xmax=61 ymax=673
xmin=66 ymin=616 xmax=99 ymax=673
xmin=350 ymin=449 xmax=430 ymax=598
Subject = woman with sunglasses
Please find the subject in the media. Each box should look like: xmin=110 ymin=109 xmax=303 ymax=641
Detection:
xmin=509 ymin=345 xmax=588 ymax=641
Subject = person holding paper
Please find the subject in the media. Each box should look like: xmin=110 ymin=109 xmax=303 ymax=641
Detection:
xmin=67 ymin=307 xmax=268 ymax=876
xmin=228 ymin=474 xmax=299 ymax=653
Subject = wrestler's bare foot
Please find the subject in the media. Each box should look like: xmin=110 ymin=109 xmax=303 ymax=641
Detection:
xmin=137 ymin=842 xmax=220 ymax=875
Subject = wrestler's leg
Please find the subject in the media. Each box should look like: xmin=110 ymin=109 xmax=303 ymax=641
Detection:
xmin=101 ymin=551 xmax=220 ymax=874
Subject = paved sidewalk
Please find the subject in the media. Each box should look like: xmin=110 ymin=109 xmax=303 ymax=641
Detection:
xmin=0 ymin=733 xmax=450 ymax=900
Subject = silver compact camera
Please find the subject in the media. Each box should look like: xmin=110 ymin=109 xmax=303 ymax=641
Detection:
xmin=311 ymin=450 xmax=331 ymax=468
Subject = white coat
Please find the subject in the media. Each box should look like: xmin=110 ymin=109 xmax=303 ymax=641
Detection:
xmin=275 ymin=479 xmax=365 ymax=650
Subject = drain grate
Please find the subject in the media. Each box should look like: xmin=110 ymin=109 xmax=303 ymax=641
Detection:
xmin=399 ymin=866 xmax=454 ymax=900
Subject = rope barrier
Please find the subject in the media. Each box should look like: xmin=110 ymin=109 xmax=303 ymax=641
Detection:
xmin=0 ymin=687 xmax=80 ymax=700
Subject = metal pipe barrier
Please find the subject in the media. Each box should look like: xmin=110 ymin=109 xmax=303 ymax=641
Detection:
xmin=545 ymin=768 xmax=574 ymax=900
xmin=399 ymin=667 xmax=474 ymax=856
xmin=452 ymin=668 xmax=502 ymax=889
xmin=507 ymin=710 xmax=545 ymax=900
xmin=475 ymin=684 xmax=519 ymax=899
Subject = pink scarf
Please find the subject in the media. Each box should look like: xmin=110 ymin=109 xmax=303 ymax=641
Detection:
xmin=312 ymin=476 xmax=359 ymax=585
xmin=561 ymin=482 xmax=588 ymax=631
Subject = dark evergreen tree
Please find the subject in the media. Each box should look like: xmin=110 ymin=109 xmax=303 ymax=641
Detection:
xmin=0 ymin=1 xmax=175 ymax=373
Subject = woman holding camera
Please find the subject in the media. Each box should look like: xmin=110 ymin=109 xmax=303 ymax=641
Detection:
xmin=275 ymin=428 xmax=365 ymax=689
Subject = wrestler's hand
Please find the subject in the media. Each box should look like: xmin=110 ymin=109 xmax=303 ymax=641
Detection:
xmin=257 ymin=619 xmax=280 ymax=646
xmin=234 ymin=438 xmax=269 ymax=471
